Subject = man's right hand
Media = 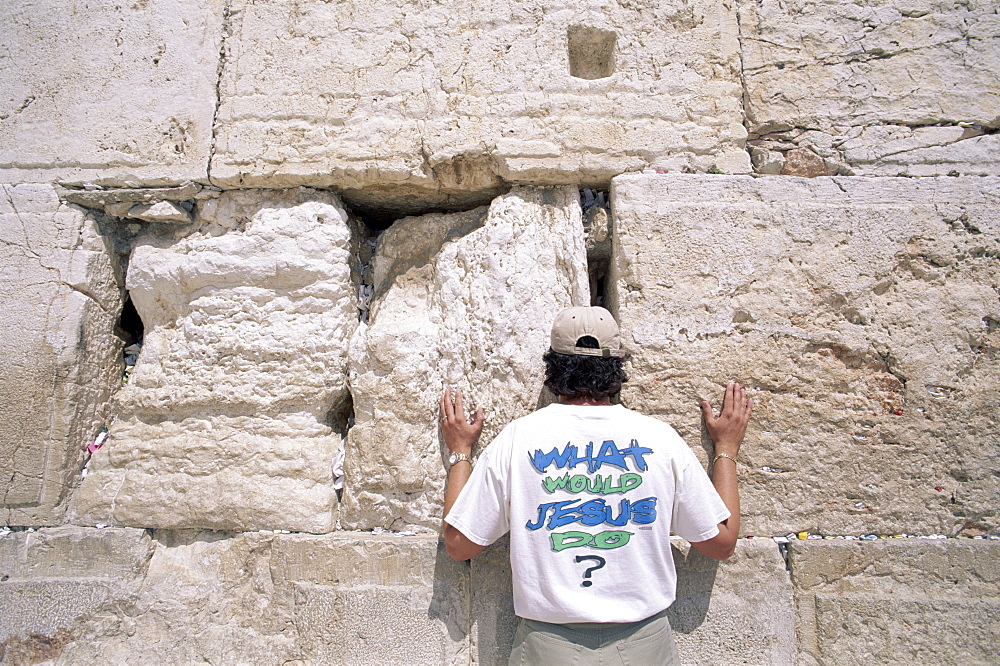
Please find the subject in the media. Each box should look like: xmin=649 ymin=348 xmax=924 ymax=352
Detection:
xmin=440 ymin=388 xmax=485 ymax=456
xmin=700 ymin=382 xmax=752 ymax=456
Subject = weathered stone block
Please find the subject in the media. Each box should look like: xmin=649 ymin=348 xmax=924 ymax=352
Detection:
xmin=38 ymin=531 xmax=470 ymax=664
xmin=741 ymin=0 xmax=1000 ymax=176
xmin=342 ymin=186 xmax=590 ymax=531
xmin=0 ymin=184 xmax=122 ymax=526
xmin=212 ymin=0 xmax=748 ymax=212
xmin=0 ymin=0 xmax=224 ymax=185
xmin=277 ymin=534 xmax=470 ymax=665
xmin=841 ymin=126 xmax=1000 ymax=177
xmin=610 ymin=174 xmax=1000 ymax=537
xmin=789 ymin=539 xmax=1000 ymax=664
xmin=0 ymin=527 xmax=152 ymax=652
xmin=740 ymin=0 xmax=1000 ymax=134
xmin=470 ymin=537 xmax=795 ymax=665
xmin=69 ymin=189 xmax=359 ymax=532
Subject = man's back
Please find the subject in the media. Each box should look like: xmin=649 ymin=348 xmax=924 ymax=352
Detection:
xmin=447 ymin=402 xmax=729 ymax=623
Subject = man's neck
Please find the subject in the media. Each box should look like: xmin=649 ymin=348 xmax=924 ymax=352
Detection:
xmin=557 ymin=395 xmax=613 ymax=407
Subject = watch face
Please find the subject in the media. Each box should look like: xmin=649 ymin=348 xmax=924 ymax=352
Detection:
xmin=449 ymin=453 xmax=458 ymax=464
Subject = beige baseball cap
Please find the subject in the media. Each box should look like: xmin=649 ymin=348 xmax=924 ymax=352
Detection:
xmin=549 ymin=306 xmax=625 ymax=358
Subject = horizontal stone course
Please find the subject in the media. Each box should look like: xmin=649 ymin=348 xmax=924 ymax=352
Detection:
xmin=790 ymin=539 xmax=1000 ymax=664
xmin=211 ymin=0 xmax=748 ymax=211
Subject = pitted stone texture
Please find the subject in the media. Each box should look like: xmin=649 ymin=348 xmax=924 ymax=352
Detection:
xmin=740 ymin=0 xmax=1000 ymax=133
xmin=741 ymin=0 xmax=1000 ymax=176
xmin=470 ymin=538 xmax=794 ymax=665
xmin=343 ymin=186 xmax=590 ymax=531
xmin=789 ymin=539 xmax=1000 ymax=664
xmin=0 ymin=0 xmax=224 ymax=186
xmin=69 ymin=189 xmax=358 ymax=532
xmin=610 ymin=174 xmax=1000 ymax=537
xmin=275 ymin=534 xmax=470 ymax=665
xmin=669 ymin=539 xmax=795 ymax=665
xmin=211 ymin=0 xmax=748 ymax=212
xmin=0 ymin=527 xmax=152 ymax=655
xmin=12 ymin=531 xmax=469 ymax=665
xmin=0 ymin=184 xmax=122 ymax=526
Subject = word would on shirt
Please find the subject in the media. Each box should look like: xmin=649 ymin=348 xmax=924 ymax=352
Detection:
xmin=541 ymin=472 xmax=643 ymax=495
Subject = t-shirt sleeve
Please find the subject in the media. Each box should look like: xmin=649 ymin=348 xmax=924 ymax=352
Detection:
xmin=443 ymin=435 xmax=511 ymax=547
xmin=671 ymin=448 xmax=731 ymax=543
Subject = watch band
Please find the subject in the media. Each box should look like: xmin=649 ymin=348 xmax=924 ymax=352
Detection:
xmin=449 ymin=452 xmax=473 ymax=468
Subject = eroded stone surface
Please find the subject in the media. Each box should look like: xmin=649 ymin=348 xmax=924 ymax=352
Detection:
xmin=0 ymin=530 xmax=468 ymax=665
xmin=470 ymin=537 xmax=795 ymax=665
xmin=741 ymin=0 xmax=1000 ymax=176
xmin=741 ymin=0 xmax=1000 ymax=133
xmin=0 ymin=527 xmax=152 ymax=653
xmin=211 ymin=0 xmax=748 ymax=211
xmin=789 ymin=539 xmax=1000 ymax=664
xmin=610 ymin=174 xmax=1000 ymax=537
xmin=0 ymin=184 xmax=122 ymax=526
xmin=276 ymin=534 xmax=469 ymax=665
xmin=69 ymin=189 xmax=358 ymax=532
xmin=0 ymin=0 xmax=224 ymax=185
xmin=342 ymin=186 xmax=590 ymax=531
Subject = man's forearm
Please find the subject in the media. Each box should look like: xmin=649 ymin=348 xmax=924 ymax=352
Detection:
xmin=443 ymin=460 xmax=473 ymax=521
xmin=710 ymin=455 xmax=741 ymax=540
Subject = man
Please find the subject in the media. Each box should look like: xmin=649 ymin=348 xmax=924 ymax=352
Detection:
xmin=441 ymin=306 xmax=752 ymax=664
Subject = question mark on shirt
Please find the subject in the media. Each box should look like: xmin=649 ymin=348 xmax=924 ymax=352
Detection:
xmin=575 ymin=555 xmax=606 ymax=587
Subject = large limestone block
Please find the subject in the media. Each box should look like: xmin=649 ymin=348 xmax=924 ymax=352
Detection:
xmin=0 ymin=184 xmax=122 ymax=526
xmin=0 ymin=527 xmax=152 ymax=655
xmin=610 ymin=174 xmax=1000 ymax=537
xmin=343 ymin=186 xmax=590 ymax=531
xmin=273 ymin=534 xmax=470 ymax=665
xmin=740 ymin=0 xmax=1000 ymax=134
xmin=29 ymin=531 xmax=468 ymax=664
xmin=740 ymin=0 xmax=1000 ymax=176
xmin=789 ymin=539 xmax=1000 ymax=664
xmin=212 ymin=0 xmax=748 ymax=212
xmin=69 ymin=189 xmax=358 ymax=532
xmin=19 ymin=530 xmax=299 ymax=664
xmin=0 ymin=0 xmax=224 ymax=186
xmin=470 ymin=537 xmax=794 ymax=665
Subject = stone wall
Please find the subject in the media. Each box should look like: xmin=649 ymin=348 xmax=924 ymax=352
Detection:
xmin=1 ymin=0 xmax=998 ymax=663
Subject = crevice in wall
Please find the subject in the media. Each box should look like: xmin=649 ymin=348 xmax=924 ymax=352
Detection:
xmin=118 ymin=296 xmax=145 ymax=385
xmin=325 ymin=393 xmax=354 ymax=504
xmin=581 ymin=188 xmax=611 ymax=307
xmin=339 ymin=188 xmax=505 ymax=232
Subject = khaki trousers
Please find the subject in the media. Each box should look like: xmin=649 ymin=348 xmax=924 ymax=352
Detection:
xmin=508 ymin=609 xmax=680 ymax=666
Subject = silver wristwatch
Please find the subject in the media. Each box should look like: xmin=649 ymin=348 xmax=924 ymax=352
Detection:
xmin=448 ymin=452 xmax=473 ymax=468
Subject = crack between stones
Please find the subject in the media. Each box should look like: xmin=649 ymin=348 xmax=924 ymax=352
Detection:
xmin=206 ymin=0 xmax=233 ymax=188
xmin=733 ymin=0 xmax=754 ymax=166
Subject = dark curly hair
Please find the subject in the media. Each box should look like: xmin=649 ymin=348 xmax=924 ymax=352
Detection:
xmin=543 ymin=336 xmax=628 ymax=400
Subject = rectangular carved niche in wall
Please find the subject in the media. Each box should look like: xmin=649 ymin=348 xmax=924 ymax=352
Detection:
xmin=568 ymin=25 xmax=617 ymax=80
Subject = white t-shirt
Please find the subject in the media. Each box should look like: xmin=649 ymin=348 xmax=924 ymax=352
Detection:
xmin=445 ymin=403 xmax=730 ymax=624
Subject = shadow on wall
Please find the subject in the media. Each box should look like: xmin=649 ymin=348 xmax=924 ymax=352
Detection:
xmin=667 ymin=543 xmax=719 ymax=633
